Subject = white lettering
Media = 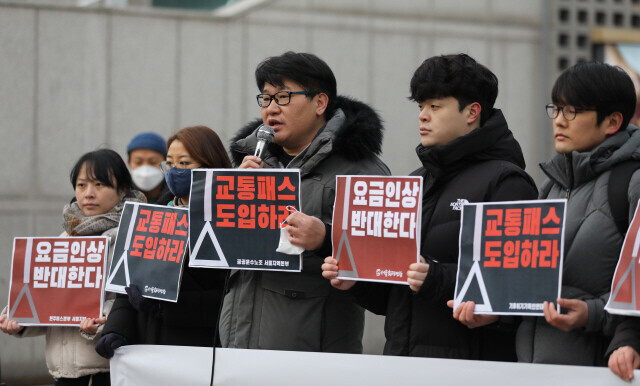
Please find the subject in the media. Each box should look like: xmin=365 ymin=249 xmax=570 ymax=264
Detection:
xmin=144 ymin=285 xmax=167 ymax=295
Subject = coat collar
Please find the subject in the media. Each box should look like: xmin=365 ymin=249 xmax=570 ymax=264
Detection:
xmin=415 ymin=109 xmax=527 ymax=180
xmin=540 ymin=125 xmax=640 ymax=190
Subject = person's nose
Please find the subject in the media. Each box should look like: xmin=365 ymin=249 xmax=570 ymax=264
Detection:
xmin=265 ymin=98 xmax=281 ymax=114
xmin=84 ymin=184 xmax=96 ymax=198
xmin=554 ymin=111 xmax=568 ymax=128
xmin=419 ymin=107 xmax=430 ymax=122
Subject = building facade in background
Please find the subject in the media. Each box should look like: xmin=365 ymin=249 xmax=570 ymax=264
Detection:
xmin=0 ymin=0 xmax=639 ymax=382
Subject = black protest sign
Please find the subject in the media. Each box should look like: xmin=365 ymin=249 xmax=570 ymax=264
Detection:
xmin=105 ymin=202 xmax=188 ymax=302
xmin=453 ymin=199 xmax=566 ymax=315
xmin=189 ymin=169 xmax=301 ymax=271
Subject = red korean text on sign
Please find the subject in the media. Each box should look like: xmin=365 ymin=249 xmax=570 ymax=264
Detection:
xmin=214 ymin=173 xmax=297 ymax=230
xmin=482 ymin=204 xmax=562 ymax=269
xmin=277 ymin=176 xmax=296 ymax=201
xmin=130 ymin=209 xmax=188 ymax=264
xmin=541 ymin=206 xmax=561 ymax=234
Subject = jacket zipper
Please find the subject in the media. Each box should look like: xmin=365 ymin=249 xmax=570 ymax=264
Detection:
xmin=565 ymin=154 xmax=573 ymax=199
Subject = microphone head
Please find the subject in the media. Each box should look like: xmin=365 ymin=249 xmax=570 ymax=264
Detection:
xmin=256 ymin=124 xmax=275 ymax=143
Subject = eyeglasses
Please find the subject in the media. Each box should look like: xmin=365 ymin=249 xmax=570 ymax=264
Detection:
xmin=256 ymin=91 xmax=318 ymax=108
xmin=546 ymin=104 xmax=597 ymax=121
xmin=160 ymin=161 xmax=193 ymax=175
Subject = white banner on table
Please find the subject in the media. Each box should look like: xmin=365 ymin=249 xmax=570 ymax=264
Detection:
xmin=110 ymin=345 xmax=632 ymax=386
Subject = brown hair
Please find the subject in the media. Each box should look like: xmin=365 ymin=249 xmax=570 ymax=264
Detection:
xmin=167 ymin=126 xmax=232 ymax=168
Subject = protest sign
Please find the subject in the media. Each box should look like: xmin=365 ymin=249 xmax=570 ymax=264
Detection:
xmin=8 ymin=236 xmax=108 ymax=326
xmin=188 ymin=169 xmax=301 ymax=271
xmin=453 ymin=200 xmax=566 ymax=315
xmin=105 ymin=202 xmax=188 ymax=302
xmin=606 ymin=199 xmax=640 ymax=316
xmin=332 ymin=176 xmax=422 ymax=284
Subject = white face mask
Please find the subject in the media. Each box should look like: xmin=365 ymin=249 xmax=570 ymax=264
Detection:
xmin=275 ymin=207 xmax=305 ymax=255
xmin=131 ymin=165 xmax=164 ymax=192
xmin=276 ymin=225 xmax=305 ymax=255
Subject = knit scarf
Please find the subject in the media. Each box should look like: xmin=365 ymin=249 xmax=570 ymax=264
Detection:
xmin=62 ymin=190 xmax=146 ymax=236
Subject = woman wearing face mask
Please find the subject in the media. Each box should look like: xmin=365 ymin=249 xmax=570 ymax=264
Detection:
xmin=0 ymin=149 xmax=144 ymax=386
xmin=126 ymin=132 xmax=173 ymax=205
xmin=97 ymin=126 xmax=232 ymax=357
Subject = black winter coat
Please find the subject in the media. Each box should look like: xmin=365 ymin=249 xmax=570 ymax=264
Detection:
xmin=352 ymin=109 xmax=538 ymax=359
xmin=103 ymin=252 xmax=227 ymax=346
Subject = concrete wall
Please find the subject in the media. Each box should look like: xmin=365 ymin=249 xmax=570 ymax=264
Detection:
xmin=0 ymin=0 xmax=548 ymax=381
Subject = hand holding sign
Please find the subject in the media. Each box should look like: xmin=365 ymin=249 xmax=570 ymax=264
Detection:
xmin=285 ymin=212 xmax=326 ymax=251
xmin=543 ymin=298 xmax=588 ymax=332
xmin=407 ymin=256 xmax=429 ymax=292
xmin=447 ymin=300 xmax=499 ymax=329
xmin=0 ymin=314 xmax=23 ymax=335
xmin=322 ymin=256 xmax=356 ymax=291
xmin=79 ymin=316 xmax=106 ymax=335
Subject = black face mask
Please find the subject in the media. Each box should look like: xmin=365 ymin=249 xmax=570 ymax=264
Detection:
xmin=164 ymin=168 xmax=192 ymax=199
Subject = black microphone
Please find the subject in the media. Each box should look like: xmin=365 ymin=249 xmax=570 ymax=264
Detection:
xmin=254 ymin=124 xmax=275 ymax=159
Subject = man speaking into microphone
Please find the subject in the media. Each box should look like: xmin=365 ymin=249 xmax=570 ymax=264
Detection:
xmin=221 ymin=51 xmax=390 ymax=353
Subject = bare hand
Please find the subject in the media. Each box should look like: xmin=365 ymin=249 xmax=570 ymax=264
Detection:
xmin=407 ymin=256 xmax=429 ymax=292
xmin=0 ymin=314 xmax=24 ymax=335
xmin=321 ymin=256 xmax=355 ymax=290
xmin=543 ymin=298 xmax=588 ymax=332
xmin=609 ymin=346 xmax=640 ymax=382
xmin=79 ymin=316 xmax=107 ymax=335
xmin=447 ymin=300 xmax=499 ymax=328
xmin=283 ymin=212 xmax=326 ymax=251
xmin=239 ymin=155 xmax=264 ymax=169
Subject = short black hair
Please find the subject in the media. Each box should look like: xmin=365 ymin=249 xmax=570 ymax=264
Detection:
xmin=409 ymin=53 xmax=499 ymax=125
xmin=70 ymin=149 xmax=133 ymax=194
xmin=255 ymin=51 xmax=338 ymax=119
xmin=552 ymin=61 xmax=637 ymax=130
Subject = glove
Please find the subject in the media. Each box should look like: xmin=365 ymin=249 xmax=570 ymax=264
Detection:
xmin=125 ymin=284 xmax=161 ymax=317
xmin=95 ymin=333 xmax=128 ymax=359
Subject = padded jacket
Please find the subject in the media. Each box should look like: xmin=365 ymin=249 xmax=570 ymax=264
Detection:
xmin=219 ymin=96 xmax=390 ymax=352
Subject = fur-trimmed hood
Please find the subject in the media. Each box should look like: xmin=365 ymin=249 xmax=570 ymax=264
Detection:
xmin=229 ymin=95 xmax=384 ymax=166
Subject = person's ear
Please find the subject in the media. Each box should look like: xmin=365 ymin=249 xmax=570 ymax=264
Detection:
xmin=315 ymin=93 xmax=329 ymax=117
xmin=603 ymin=111 xmax=623 ymax=135
xmin=467 ymin=102 xmax=482 ymax=125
